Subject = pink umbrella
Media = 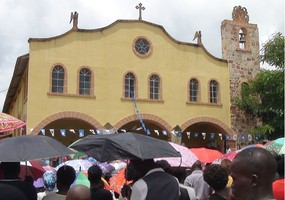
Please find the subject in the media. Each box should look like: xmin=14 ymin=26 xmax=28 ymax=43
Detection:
xmin=155 ymin=142 xmax=198 ymax=167
xmin=189 ymin=147 xmax=223 ymax=163
xmin=212 ymin=151 xmax=238 ymax=164
xmin=241 ymin=143 xmax=264 ymax=150
xmin=0 ymin=113 xmax=26 ymax=132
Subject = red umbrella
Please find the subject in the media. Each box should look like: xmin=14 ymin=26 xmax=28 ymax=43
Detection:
xmin=0 ymin=113 xmax=26 ymax=132
xmin=19 ymin=160 xmax=52 ymax=181
xmin=189 ymin=147 xmax=223 ymax=163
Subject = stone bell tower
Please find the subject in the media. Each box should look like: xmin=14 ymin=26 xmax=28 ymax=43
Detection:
xmin=221 ymin=6 xmax=260 ymax=144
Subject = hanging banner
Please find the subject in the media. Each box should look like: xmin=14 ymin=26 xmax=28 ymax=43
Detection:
xmin=218 ymin=133 xmax=223 ymax=140
xmin=210 ymin=132 xmax=215 ymax=140
xmin=89 ymin=129 xmax=96 ymax=134
xmin=233 ymin=133 xmax=237 ymax=140
xmin=50 ymin=129 xmax=54 ymax=137
xmin=162 ymin=130 xmax=167 ymax=136
xmin=226 ymin=133 xmax=230 ymax=140
xmin=186 ymin=132 xmax=191 ymax=139
xmin=154 ymin=130 xmax=159 ymax=136
xmin=241 ymin=133 xmax=245 ymax=141
xmin=70 ymin=129 xmax=75 ymax=133
xmin=40 ymin=129 xmax=45 ymax=136
xmin=248 ymin=134 xmax=252 ymax=141
xmin=202 ymin=132 xmax=206 ymax=140
xmin=60 ymin=129 xmax=66 ymax=137
xmin=79 ymin=129 xmax=84 ymax=137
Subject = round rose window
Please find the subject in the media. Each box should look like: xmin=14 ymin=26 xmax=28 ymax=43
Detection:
xmin=133 ymin=36 xmax=152 ymax=57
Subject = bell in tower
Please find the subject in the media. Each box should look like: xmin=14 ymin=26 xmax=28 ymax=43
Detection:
xmin=239 ymin=29 xmax=246 ymax=49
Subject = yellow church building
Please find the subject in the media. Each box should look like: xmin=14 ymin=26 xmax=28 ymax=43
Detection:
xmin=2 ymin=5 xmax=260 ymax=152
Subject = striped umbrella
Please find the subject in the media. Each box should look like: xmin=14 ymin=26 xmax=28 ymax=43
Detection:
xmin=265 ymin=137 xmax=285 ymax=155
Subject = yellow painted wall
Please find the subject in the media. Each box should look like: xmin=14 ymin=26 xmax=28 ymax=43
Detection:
xmin=26 ymin=20 xmax=230 ymax=133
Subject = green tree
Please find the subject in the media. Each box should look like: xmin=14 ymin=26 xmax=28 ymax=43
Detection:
xmin=234 ymin=32 xmax=284 ymax=139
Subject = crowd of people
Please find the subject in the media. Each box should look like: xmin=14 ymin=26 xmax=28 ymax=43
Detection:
xmin=0 ymin=147 xmax=283 ymax=200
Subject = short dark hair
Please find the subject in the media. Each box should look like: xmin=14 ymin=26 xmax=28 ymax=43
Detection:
xmin=233 ymin=148 xmax=277 ymax=182
xmin=1 ymin=162 xmax=20 ymax=178
xmin=203 ymin=164 xmax=228 ymax=191
xmin=57 ymin=165 xmax=76 ymax=186
xmin=191 ymin=160 xmax=202 ymax=170
xmin=88 ymin=165 xmax=102 ymax=184
xmin=155 ymin=160 xmax=172 ymax=174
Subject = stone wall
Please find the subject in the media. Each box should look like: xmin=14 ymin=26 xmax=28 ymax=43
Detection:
xmin=221 ymin=6 xmax=260 ymax=144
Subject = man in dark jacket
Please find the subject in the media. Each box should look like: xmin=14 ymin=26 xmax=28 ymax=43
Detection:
xmin=88 ymin=165 xmax=113 ymax=200
xmin=128 ymin=159 xmax=179 ymax=200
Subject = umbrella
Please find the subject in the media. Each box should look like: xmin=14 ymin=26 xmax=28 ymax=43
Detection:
xmin=69 ymin=132 xmax=181 ymax=162
xmin=189 ymin=147 xmax=223 ymax=163
xmin=0 ymin=160 xmax=48 ymax=181
xmin=74 ymin=171 xmax=90 ymax=187
xmin=19 ymin=160 xmax=52 ymax=180
xmin=55 ymin=159 xmax=94 ymax=171
xmin=155 ymin=142 xmax=198 ymax=167
xmin=0 ymin=135 xmax=74 ymax=162
xmin=265 ymin=137 xmax=285 ymax=155
xmin=212 ymin=151 xmax=238 ymax=164
xmin=109 ymin=167 xmax=128 ymax=194
xmin=241 ymin=143 xmax=264 ymax=150
xmin=0 ymin=113 xmax=26 ymax=132
xmin=73 ymin=171 xmax=113 ymax=189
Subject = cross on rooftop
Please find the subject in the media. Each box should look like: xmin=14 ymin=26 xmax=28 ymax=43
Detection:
xmin=136 ymin=3 xmax=145 ymax=20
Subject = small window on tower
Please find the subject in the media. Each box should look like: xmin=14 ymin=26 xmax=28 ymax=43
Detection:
xmin=239 ymin=29 xmax=246 ymax=49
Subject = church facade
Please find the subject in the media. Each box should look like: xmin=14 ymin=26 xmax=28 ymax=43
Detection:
xmin=2 ymin=5 xmax=259 ymax=151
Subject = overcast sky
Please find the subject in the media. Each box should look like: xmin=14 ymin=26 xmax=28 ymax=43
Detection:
xmin=0 ymin=0 xmax=284 ymax=111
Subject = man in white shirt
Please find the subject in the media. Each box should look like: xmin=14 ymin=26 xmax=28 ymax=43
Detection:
xmin=184 ymin=160 xmax=210 ymax=200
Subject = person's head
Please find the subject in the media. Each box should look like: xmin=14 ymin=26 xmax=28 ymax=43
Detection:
xmin=203 ymin=164 xmax=228 ymax=192
xmin=125 ymin=161 xmax=142 ymax=182
xmin=171 ymin=167 xmax=187 ymax=183
xmin=66 ymin=184 xmax=91 ymax=200
xmin=0 ymin=162 xmax=21 ymax=178
xmin=56 ymin=165 xmax=76 ymax=191
xmin=43 ymin=170 xmax=56 ymax=191
xmin=88 ymin=165 xmax=102 ymax=185
xmin=221 ymin=159 xmax=232 ymax=175
xmin=0 ymin=183 xmax=27 ymax=200
xmin=231 ymin=148 xmax=277 ymax=200
xmin=130 ymin=159 xmax=157 ymax=176
xmin=155 ymin=160 xmax=173 ymax=174
xmin=276 ymin=154 xmax=284 ymax=178
xmin=191 ymin=160 xmax=202 ymax=171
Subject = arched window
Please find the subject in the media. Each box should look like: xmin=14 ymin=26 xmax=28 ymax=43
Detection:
xmin=124 ymin=73 xmax=136 ymax=98
xmin=210 ymin=80 xmax=218 ymax=103
xmin=149 ymin=74 xmax=160 ymax=99
xmin=79 ymin=68 xmax=91 ymax=95
xmin=189 ymin=78 xmax=198 ymax=102
xmin=52 ymin=65 xmax=65 ymax=93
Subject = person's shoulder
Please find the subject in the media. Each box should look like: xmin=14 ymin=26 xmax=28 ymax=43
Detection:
xmin=91 ymin=188 xmax=113 ymax=200
xmin=101 ymin=188 xmax=112 ymax=196
xmin=43 ymin=193 xmax=66 ymax=200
